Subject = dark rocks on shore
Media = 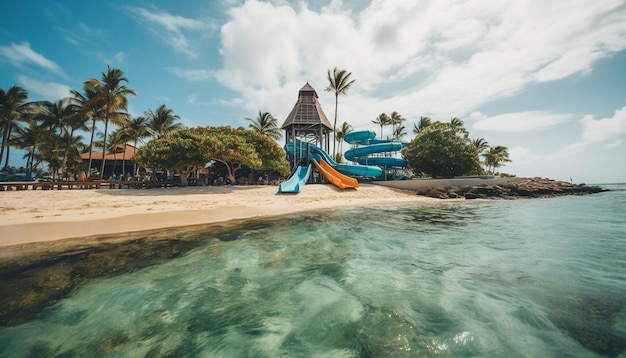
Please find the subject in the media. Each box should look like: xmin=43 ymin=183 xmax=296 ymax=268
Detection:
xmin=416 ymin=177 xmax=609 ymax=200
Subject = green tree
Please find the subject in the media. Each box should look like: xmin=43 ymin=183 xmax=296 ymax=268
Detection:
xmin=471 ymin=137 xmax=490 ymax=155
xmin=145 ymin=104 xmax=182 ymax=139
xmin=70 ymin=87 xmax=103 ymax=175
xmin=13 ymin=117 xmax=47 ymax=176
xmin=124 ymin=116 xmax=151 ymax=176
xmin=413 ymin=116 xmax=432 ymax=135
xmin=246 ymin=111 xmax=282 ymax=140
xmin=106 ymin=129 xmax=125 ymax=178
xmin=482 ymin=145 xmax=511 ymax=175
xmin=402 ymin=121 xmax=480 ymax=178
xmin=392 ymin=124 xmax=407 ymax=141
xmin=334 ymin=121 xmax=353 ymax=158
xmin=135 ymin=128 xmax=210 ymax=186
xmin=389 ymin=111 xmax=405 ymax=139
xmin=0 ymin=86 xmax=37 ymax=169
xmin=325 ymin=66 xmax=356 ymax=157
xmin=136 ymin=126 xmax=289 ymax=185
xmin=372 ymin=113 xmax=390 ymax=139
xmin=37 ymin=98 xmax=84 ymax=176
xmin=84 ymin=65 xmax=136 ymax=179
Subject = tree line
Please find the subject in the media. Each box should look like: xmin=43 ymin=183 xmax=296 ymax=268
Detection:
xmin=0 ymin=66 xmax=186 ymax=180
xmin=0 ymin=65 xmax=290 ymax=182
xmin=2 ymin=63 xmax=512 ymax=182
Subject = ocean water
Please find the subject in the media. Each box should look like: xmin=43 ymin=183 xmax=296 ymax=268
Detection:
xmin=1 ymin=184 xmax=625 ymax=357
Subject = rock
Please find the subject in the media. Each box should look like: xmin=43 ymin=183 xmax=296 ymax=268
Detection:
xmin=414 ymin=177 xmax=608 ymax=200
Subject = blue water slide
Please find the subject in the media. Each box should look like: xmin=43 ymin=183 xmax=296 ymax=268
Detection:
xmin=344 ymin=130 xmax=376 ymax=144
xmin=343 ymin=130 xmax=409 ymax=168
xmin=286 ymin=140 xmax=383 ymax=178
xmin=277 ymin=164 xmax=312 ymax=193
xmin=344 ymin=142 xmax=409 ymax=168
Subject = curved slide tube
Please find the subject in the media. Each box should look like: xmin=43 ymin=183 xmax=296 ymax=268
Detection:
xmin=278 ymin=164 xmax=312 ymax=193
xmin=312 ymin=158 xmax=359 ymax=189
xmin=344 ymin=142 xmax=408 ymax=168
xmin=288 ymin=140 xmax=384 ymax=178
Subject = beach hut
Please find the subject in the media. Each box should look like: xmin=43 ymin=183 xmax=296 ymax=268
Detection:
xmin=281 ymin=83 xmax=333 ymax=168
xmin=80 ymin=143 xmax=137 ymax=179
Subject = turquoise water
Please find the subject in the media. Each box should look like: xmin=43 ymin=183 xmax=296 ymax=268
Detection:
xmin=1 ymin=184 xmax=625 ymax=357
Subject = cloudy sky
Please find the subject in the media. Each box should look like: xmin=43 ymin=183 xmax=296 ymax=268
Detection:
xmin=1 ymin=0 xmax=625 ymax=183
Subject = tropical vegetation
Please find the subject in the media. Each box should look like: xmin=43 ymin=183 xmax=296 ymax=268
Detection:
xmin=0 ymin=66 xmax=290 ymax=183
xmin=325 ymin=67 xmax=356 ymax=157
xmin=402 ymin=118 xmax=510 ymax=178
xmin=135 ymin=126 xmax=289 ymax=185
xmin=246 ymin=111 xmax=282 ymax=140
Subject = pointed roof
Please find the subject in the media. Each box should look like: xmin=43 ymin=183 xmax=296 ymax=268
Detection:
xmin=280 ymin=82 xmax=333 ymax=130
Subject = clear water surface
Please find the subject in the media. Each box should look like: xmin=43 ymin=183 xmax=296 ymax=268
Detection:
xmin=1 ymin=184 xmax=625 ymax=357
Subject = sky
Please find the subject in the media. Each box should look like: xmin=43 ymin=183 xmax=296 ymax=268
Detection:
xmin=1 ymin=0 xmax=625 ymax=184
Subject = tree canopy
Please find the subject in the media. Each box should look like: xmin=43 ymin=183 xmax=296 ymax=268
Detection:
xmin=135 ymin=126 xmax=290 ymax=185
xmin=402 ymin=121 xmax=483 ymax=178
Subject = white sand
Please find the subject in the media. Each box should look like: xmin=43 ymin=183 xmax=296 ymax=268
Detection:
xmin=0 ymin=184 xmax=440 ymax=246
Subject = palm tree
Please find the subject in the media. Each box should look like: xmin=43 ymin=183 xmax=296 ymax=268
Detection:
xmin=471 ymin=138 xmax=490 ymax=156
xmin=145 ymin=104 xmax=182 ymax=139
xmin=246 ymin=111 xmax=282 ymax=140
xmin=482 ymin=145 xmax=511 ymax=175
xmin=392 ymin=125 xmax=407 ymax=141
xmin=325 ymin=66 xmax=356 ymax=156
xmin=13 ymin=117 xmax=47 ymax=176
xmin=0 ymin=86 xmax=36 ymax=169
xmin=84 ymin=65 xmax=136 ymax=179
xmin=450 ymin=117 xmax=464 ymax=129
xmin=124 ymin=116 xmax=150 ymax=176
xmin=34 ymin=131 xmax=64 ymax=179
xmin=107 ymin=129 xmax=126 ymax=178
xmin=70 ymin=87 xmax=103 ymax=176
xmin=389 ymin=111 xmax=405 ymax=140
xmin=335 ymin=121 xmax=353 ymax=156
xmin=37 ymin=98 xmax=84 ymax=176
xmin=372 ymin=113 xmax=390 ymax=139
xmin=412 ymin=116 xmax=432 ymax=135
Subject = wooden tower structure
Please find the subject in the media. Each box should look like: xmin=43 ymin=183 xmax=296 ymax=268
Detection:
xmin=281 ymin=83 xmax=333 ymax=168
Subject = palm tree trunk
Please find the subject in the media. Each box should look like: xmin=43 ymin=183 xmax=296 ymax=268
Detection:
xmin=100 ymin=118 xmax=109 ymax=180
xmin=332 ymin=95 xmax=338 ymax=156
xmin=122 ymin=143 xmax=127 ymax=179
xmin=0 ymin=120 xmax=11 ymax=168
xmin=1 ymin=124 xmax=13 ymax=169
xmin=87 ymin=118 xmax=96 ymax=177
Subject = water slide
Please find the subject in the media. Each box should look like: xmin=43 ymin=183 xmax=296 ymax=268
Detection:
xmin=344 ymin=131 xmax=408 ymax=168
xmin=277 ymin=164 xmax=312 ymax=193
xmin=287 ymin=140 xmax=383 ymax=177
xmin=311 ymin=158 xmax=359 ymax=189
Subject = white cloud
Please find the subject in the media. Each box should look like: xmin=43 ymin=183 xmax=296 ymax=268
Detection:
xmin=0 ymin=42 xmax=67 ymax=78
xmin=551 ymin=106 xmax=626 ymax=158
xmin=471 ymin=111 xmax=571 ymax=132
xmin=580 ymin=106 xmax=626 ymax=143
xmin=124 ymin=6 xmax=217 ymax=59
xmin=165 ymin=67 xmax=214 ymax=81
xmin=17 ymin=75 xmax=72 ymax=101
xmin=508 ymin=146 xmax=538 ymax=165
xmin=215 ymin=0 xmax=626 ymax=130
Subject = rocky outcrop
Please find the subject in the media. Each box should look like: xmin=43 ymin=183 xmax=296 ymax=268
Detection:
xmin=415 ymin=177 xmax=609 ymax=199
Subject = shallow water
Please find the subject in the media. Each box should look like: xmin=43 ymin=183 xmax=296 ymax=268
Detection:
xmin=1 ymin=184 xmax=625 ymax=357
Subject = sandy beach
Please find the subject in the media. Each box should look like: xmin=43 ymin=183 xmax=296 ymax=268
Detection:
xmin=0 ymin=184 xmax=439 ymax=247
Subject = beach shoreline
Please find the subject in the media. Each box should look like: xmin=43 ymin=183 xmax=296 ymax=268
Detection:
xmin=0 ymin=183 xmax=440 ymax=248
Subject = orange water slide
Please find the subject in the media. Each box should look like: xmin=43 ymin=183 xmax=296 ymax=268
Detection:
xmin=312 ymin=158 xmax=359 ymax=189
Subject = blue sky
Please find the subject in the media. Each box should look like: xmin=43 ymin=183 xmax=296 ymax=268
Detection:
xmin=1 ymin=0 xmax=625 ymax=183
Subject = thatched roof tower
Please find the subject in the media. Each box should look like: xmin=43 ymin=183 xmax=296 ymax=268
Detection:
xmin=281 ymin=82 xmax=333 ymax=154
